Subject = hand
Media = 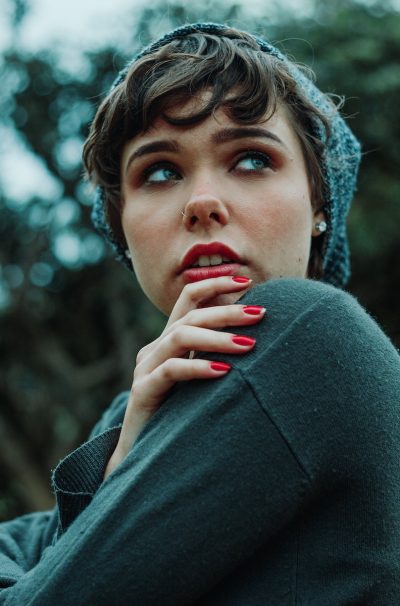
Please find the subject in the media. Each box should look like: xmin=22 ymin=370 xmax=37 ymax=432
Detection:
xmin=104 ymin=276 xmax=265 ymax=478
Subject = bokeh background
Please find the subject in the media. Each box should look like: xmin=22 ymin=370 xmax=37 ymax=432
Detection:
xmin=1 ymin=0 xmax=399 ymax=521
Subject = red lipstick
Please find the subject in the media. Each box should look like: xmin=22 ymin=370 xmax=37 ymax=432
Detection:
xmin=179 ymin=242 xmax=243 ymax=284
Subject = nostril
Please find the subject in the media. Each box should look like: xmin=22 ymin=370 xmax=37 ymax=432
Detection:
xmin=210 ymin=212 xmax=220 ymax=221
xmin=190 ymin=216 xmax=197 ymax=225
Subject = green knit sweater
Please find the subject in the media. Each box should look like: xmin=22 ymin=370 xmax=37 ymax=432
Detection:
xmin=1 ymin=278 xmax=400 ymax=605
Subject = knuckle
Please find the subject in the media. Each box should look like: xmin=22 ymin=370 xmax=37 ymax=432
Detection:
xmin=169 ymin=326 xmax=187 ymax=347
xmin=131 ymin=376 xmax=145 ymax=394
xmin=184 ymin=309 xmax=196 ymax=325
xmin=132 ymin=365 xmax=143 ymax=382
xmin=136 ymin=346 xmax=148 ymax=363
xmin=184 ymin=282 xmax=201 ymax=305
xmin=160 ymin=359 xmax=175 ymax=380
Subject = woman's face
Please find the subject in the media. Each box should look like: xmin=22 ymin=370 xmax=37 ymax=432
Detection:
xmin=120 ymin=98 xmax=324 ymax=315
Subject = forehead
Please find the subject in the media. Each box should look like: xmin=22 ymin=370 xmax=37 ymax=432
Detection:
xmin=120 ymin=99 xmax=304 ymax=179
xmin=125 ymin=97 xmax=299 ymax=151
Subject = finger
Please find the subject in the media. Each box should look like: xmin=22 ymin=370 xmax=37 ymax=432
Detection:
xmin=135 ymin=325 xmax=256 ymax=376
xmin=136 ymin=303 xmax=264 ymax=368
xmin=170 ymin=304 xmax=266 ymax=332
xmin=167 ymin=275 xmax=252 ymax=327
xmin=117 ymin=357 xmax=233 ymax=463
xmin=134 ymin=357 xmax=232 ymax=413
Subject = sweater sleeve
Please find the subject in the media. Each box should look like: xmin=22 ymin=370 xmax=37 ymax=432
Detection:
xmin=0 ymin=511 xmax=58 ymax=588
xmin=1 ymin=279 xmax=399 ymax=605
xmin=0 ymin=392 xmax=128 ymax=589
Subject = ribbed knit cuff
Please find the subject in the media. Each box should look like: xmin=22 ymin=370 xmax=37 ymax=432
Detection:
xmin=52 ymin=426 xmax=121 ymax=533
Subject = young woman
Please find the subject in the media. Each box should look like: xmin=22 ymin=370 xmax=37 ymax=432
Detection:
xmin=1 ymin=23 xmax=399 ymax=605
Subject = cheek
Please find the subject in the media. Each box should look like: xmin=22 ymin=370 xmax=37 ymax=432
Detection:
xmin=122 ymin=205 xmax=156 ymax=257
xmin=121 ymin=208 xmax=178 ymax=313
xmin=245 ymin=191 xmax=313 ymax=244
xmin=121 ymin=211 xmax=157 ymax=283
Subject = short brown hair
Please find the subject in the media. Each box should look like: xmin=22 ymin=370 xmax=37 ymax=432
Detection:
xmin=83 ymin=28 xmax=331 ymax=278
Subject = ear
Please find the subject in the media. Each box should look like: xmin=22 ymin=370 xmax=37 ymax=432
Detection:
xmin=312 ymin=209 xmax=327 ymax=238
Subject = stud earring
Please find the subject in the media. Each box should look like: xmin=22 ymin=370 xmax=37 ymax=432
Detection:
xmin=315 ymin=221 xmax=327 ymax=233
xmin=125 ymin=249 xmax=132 ymax=259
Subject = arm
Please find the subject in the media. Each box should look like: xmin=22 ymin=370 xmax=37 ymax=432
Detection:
xmin=0 ymin=392 xmax=129 ymax=587
xmin=2 ymin=368 xmax=310 ymax=605
xmin=3 ymin=279 xmax=399 ymax=604
xmin=0 ymin=511 xmax=57 ymax=588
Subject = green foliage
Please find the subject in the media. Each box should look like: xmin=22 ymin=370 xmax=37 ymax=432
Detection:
xmin=268 ymin=1 xmax=400 ymax=342
xmin=1 ymin=0 xmax=399 ymax=520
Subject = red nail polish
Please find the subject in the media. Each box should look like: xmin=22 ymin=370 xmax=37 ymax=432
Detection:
xmin=232 ymin=276 xmax=251 ymax=283
xmin=243 ymin=306 xmax=266 ymax=315
xmin=210 ymin=362 xmax=231 ymax=372
xmin=232 ymin=335 xmax=256 ymax=347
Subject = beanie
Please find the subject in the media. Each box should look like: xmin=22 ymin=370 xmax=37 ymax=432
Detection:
xmin=91 ymin=22 xmax=361 ymax=288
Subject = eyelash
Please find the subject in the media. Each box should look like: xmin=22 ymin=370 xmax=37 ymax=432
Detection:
xmin=141 ymin=162 xmax=181 ymax=185
xmin=233 ymin=151 xmax=273 ymax=173
xmin=140 ymin=150 xmax=273 ymax=186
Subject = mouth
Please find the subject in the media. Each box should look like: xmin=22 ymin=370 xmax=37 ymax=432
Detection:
xmin=178 ymin=242 xmax=243 ymax=283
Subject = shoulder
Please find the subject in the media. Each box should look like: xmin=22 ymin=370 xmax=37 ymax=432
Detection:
xmin=234 ymin=279 xmax=400 ymax=481
xmin=238 ymin=278 xmax=399 ymax=366
xmin=235 ymin=278 xmax=400 ymax=439
xmin=239 ymin=277 xmax=370 ymax=327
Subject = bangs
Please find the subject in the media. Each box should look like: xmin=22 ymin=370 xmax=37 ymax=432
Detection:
xmin=124 ymin=33 xmax=290 ymax=135
xmin=83 ymin=28 xmax=329 ymax=262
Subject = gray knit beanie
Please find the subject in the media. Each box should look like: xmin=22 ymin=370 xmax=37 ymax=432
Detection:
xmin=91 ymin=22 xmax=361 ymax=288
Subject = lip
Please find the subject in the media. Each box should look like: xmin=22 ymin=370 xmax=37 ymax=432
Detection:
xmin=182 ymin=263 xmax=242 ymax=284
xmin=178 ymin=242 xmax=242 ymax=274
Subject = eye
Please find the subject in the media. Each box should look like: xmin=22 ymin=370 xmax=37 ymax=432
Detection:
xmin=233 ymin=151 xmax=273 ymax=173
xmin=143 ymin=163 xmax=182 ymax=184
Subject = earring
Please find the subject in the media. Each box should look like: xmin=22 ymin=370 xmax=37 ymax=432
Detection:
xmin=315 ymin=221 xmax=327 ymax=233
xmin=125 ymin=249 xmax=132 ymax=259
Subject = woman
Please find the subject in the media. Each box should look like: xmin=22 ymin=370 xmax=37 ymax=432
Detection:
xmin=1 ymin=23 xmax=399 ymax=605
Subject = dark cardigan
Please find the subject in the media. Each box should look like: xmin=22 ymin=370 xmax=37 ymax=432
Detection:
xmin=1 ymin=278 xmax=400 ymax=605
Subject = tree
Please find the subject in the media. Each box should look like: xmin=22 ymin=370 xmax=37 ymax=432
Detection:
xmin=1 ymin=0 xmax=399 ymax=520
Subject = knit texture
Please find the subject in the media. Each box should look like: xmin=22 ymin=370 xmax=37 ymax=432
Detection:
xmin=2 ymin=279 xmax=399 ymax=604
xmin=91 ymin=22 xmax=361 ymax=288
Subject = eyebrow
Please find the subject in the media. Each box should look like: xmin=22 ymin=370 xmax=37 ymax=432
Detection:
xmin=125 ymin=140 xmax=180 ymax=174
xmin=124 ymin=126 xmax=287 ymax=174
xmin=212 ymin=126 xmax=286 ymax=148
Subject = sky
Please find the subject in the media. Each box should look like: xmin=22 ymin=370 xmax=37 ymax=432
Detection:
xmin=1 ymin=0 xmax=399 ymax=282
xmin=2 ymin=0 xmax=397 ymax=59
xmin=1 ymin=0 xmax=317 ymax=56
xmin=0 ymin=0 xmax=398 ymax=208
xmin=0 ymin=0 xmax=315 ymax=209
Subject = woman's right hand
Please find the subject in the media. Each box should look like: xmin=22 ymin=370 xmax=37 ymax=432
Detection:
xmin=104 ymin=275 xmax=265 ymax=479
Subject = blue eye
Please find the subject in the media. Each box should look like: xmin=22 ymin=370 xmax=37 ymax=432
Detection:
xmin=235 ymin=152 xmax=271 ymax=172
xmin=143 ymin=163 xmax=181 ymax=184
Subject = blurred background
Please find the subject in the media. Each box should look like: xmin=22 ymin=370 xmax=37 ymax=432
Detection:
xmin=0 ymin=0 xmax=399 ymax=521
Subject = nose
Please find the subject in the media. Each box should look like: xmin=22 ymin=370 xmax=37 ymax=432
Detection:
xmin=182 ymin=191 xmax=229 ymax=231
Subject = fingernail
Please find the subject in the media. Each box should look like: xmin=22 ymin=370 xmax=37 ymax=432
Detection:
xmin=232 ymin=276 xmax=251 ymax=284
xmin=232 ymin=335 xmax=256 ymax=347
xmin=210 ymin=362 xmax=231 ymax=372
xmin=243 ymin=305 xmax=266 ymax=315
